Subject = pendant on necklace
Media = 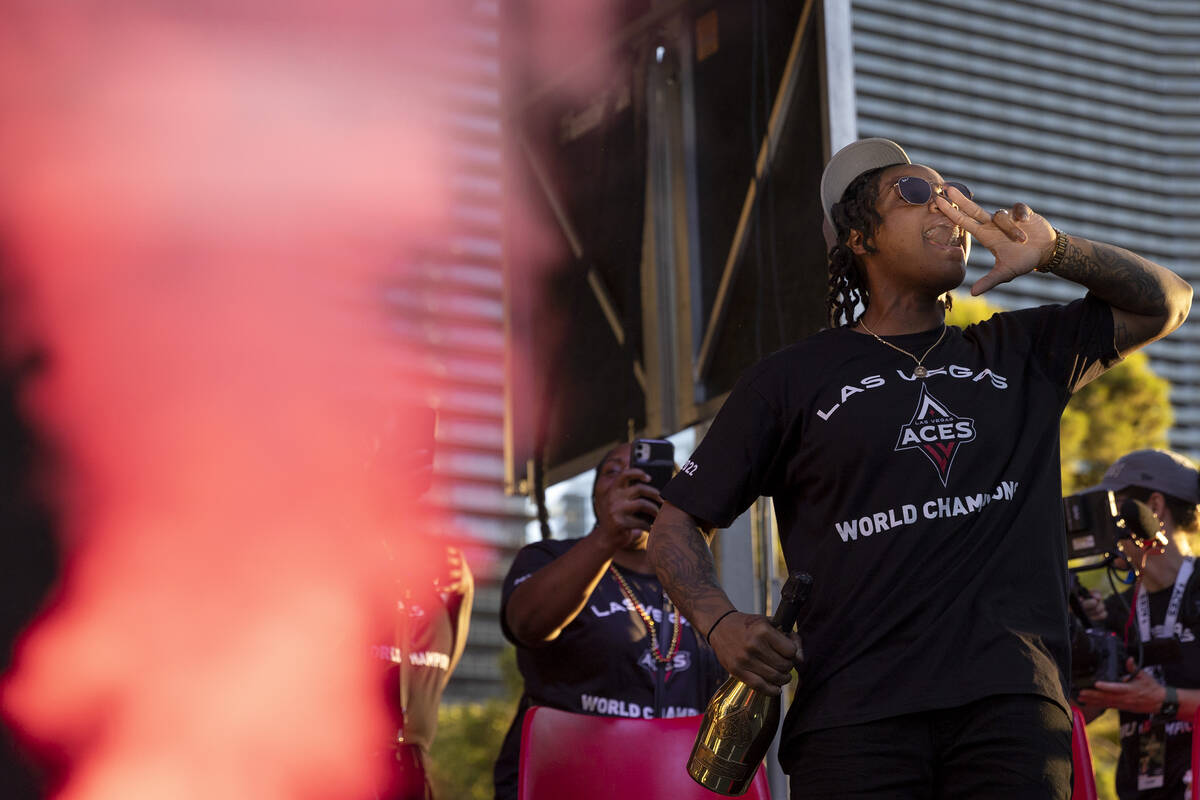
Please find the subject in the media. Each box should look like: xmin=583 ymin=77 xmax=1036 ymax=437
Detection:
xmin=913 ymin=366 xmax=928 ymax=378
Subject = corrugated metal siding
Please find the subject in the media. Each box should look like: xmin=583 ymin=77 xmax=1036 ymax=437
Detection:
xmin=389 ymin=0 xmax=528 ymax=701
xmin=850 ymin=0 xmax=1200 ymax=454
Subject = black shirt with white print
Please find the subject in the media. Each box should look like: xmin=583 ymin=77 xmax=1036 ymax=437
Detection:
xmin=1104 ymin=569 xmax=1200 ymax=800
xmin=492 ymin=538 xmax=724 ymax=800
xmin=663 ymin=295 xmax=1119 ymax=764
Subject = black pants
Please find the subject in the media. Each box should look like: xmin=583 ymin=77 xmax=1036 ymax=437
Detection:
xmin=784 ymin=695 xmax=1072 ymax=799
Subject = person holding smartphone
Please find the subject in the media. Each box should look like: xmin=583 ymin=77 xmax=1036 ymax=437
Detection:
xmin=491 ymin=441 xmax=725 ymax=800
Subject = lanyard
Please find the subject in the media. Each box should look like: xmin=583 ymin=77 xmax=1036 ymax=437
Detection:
xmin=1136 ymin=556 xmax=1194 ymax=680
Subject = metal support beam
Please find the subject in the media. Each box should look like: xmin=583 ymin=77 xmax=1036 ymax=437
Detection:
xmin=694 ymin=0 xmax=818 ymax=383
xmin=518 ymin=133 xmax=648 ymax=393
xmin=820 ymin=0 xmax=858 ymax=156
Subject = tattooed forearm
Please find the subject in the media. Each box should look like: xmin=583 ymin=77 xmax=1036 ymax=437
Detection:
xmin=1051 ymin=235 xmax=1191 ymax=352
xmin=648 ymin=505 xmax=735 ymax=632
xmin=1053 ymin=239 xmax=1165 ymax=315
xmin=653 ymin=520 xmax=719 ymax=600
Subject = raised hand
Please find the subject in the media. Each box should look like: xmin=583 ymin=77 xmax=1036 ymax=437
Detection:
xmin=934 ymin=187 xmax=1057 ymax=295
xmin=592 ymin=466 xmax=663 ymax=552
xmin=1079 ymin=589 xmax=1108 ymax=624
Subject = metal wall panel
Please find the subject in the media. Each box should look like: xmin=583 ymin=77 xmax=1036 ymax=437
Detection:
xmin=850 ymin=0 xmax=1200 ymax=453
xmin=385 ymin=0 xmax=529 ymax=702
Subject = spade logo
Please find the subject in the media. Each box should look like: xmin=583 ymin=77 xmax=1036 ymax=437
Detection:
xmin=894 ymin=385 xmax=976 ymax=486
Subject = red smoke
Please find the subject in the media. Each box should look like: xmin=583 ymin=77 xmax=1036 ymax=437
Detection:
xmin=0 ymin=1 xmax=458 ymax=798
xmin=0 ymin=0 xmax=622 ymax=797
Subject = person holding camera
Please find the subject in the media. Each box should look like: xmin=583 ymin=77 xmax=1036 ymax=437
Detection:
xmin=1077 ymin=449 xmax=1200 ymax=800
xmin=491 ymin=442 xmax=725 ymax=800
xmin=647 ymin=137 xmax=1193 ymax=798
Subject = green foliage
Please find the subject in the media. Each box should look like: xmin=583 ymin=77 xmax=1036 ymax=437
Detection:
xmin=943 ymin=293 xmax=1001 ymax=331
xmin=1087 ymin=709 xmax=1122 ymax=800
xmin=427 ymin=696 xmax=517 ymax=800
xmin=427 ymin=646 xmax=520 ymax=800
xmin=1060 ymin=351 xmax=1172 ymax=492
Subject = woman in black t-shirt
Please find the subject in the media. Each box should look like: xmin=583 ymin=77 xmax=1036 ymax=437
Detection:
xmin=491 ymin=443 xmax=724 ymax=800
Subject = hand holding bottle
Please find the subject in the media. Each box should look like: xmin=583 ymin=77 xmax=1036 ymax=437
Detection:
xmin=706 ymin=609 xmax=804 ymax=696
xmin=688 ymin=572 xmax=813 ymax=795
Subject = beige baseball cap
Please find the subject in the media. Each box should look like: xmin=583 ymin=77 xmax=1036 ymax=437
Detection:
xmin=820 ymin=138 xmax=910 ymax=243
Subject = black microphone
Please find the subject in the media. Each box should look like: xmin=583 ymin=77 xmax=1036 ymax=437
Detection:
xmin=1119 ymin=498 xmax=1168 ymax=548
xmin=1067 ymin=573 xmax=1094 ymax=627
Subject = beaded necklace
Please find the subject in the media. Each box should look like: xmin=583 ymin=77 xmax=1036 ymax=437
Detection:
xmin=608 ymin=564 xmax=680 ymax=664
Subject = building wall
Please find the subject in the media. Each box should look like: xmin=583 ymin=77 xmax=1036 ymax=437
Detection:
xmin=849 ymin=0 xmax=1200 ymax=453
xmin=390 ymin=0 xmax=531 ymax=703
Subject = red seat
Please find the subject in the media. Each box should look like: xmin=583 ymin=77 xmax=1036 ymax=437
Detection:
xmin=1193 ymin=706 xmax=1200 ymax=800
xmin=1071 ymin=706 xmax=1097 ymax=800
xmin=518 ymin=706 xmax=772 ymax=800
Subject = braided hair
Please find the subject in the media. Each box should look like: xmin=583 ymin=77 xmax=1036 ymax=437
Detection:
xmin=825 ymin=167 xmax=886 ymax=328
xmin=825 ymin=166 xmax=959 ymax=326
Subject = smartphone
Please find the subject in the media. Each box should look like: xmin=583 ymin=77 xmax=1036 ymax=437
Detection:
xmin=631 ymin=438 xmax=675 ymax=492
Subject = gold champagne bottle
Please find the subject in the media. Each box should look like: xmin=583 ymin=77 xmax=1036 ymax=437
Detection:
xmin=687 ymin=571 xmax=813 ymax=795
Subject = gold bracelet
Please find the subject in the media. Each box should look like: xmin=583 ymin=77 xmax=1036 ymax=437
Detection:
xmin=1036 ymin=229 xmax=1068 ymax=274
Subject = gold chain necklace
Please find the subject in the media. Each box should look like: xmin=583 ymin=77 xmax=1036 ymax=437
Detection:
xmin=608 ymin=565 xmax=680 ymax=664
xmin=856 ymin=319 xmax=947 ymax=378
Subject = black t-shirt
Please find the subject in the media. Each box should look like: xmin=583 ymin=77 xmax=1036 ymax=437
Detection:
xmin=663 ymin=296 xmax=1119 ymax=760
xmin=1103 ymin=568 xmax=1200 ymax=800
xmin=492 ymin=538 xmax=725 ymax=800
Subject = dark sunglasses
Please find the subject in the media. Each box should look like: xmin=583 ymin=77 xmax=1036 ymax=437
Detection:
xmin=891 ymin=176 xmax=973 ymax=206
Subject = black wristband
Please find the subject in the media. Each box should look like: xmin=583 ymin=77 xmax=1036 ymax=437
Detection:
xmin=1160 ymin=685 xmax=1180 ymax=717
xmin=706 ymin=609 xmax=737 ymax=642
